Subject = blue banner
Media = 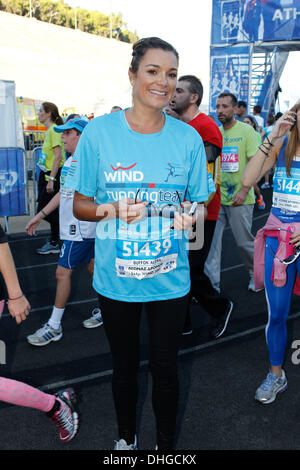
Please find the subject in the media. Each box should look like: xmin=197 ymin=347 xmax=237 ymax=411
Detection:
xmin=0 ymin=148 xmax=26 ymax=216
xmin=209 ymin=45 xmax=251 ymax=118
xmin=211 ymin=0 xmax=300 ymax=45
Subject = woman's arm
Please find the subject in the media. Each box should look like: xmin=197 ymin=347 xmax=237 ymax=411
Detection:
xmin=0 ymin=243 xmax=30 ymax=324
xmin=26 ymin=193 xmax=60 ymax=235
xmin=73 ymin=192 xmax=148 ymax=224
xmin=242 ymin=111 xmax=296 ymax=187
xmin=46 ymin=145 xmax=63 ymax=194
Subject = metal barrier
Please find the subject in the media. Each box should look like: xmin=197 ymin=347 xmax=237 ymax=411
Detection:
xmin=0 ymin=147 xmax=29 ymax=223
xmin=23 ymin=130 xmax=46 ymax=178
xmin=0 ymin=133 xmax=46 ymax=234
xmin=31 ymin=146 xmax=42 ymax=203
xmin=23 ymin=130 xmax=46 ymax=151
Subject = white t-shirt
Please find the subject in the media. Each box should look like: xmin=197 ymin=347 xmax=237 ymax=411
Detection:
xmin=254 ymin=115 xmax=264 ymax=129
xmin=59 ymin=156 xmax=96 ymax=241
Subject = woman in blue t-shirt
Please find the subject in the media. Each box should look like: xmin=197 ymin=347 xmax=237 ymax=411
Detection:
xmin=242 ymin=101 xmax=300 ymax=405
xmin=70 ymin=37 xmax=211 ymax=450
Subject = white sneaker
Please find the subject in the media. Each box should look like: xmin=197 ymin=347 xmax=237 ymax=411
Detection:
xmin=255 ymin=370 xmax=288 ymax=404
xmin=114 ymin=435 xmax=137 ymax=450
xmin=27 ymin=323 xmax=62 ymax=346
xmin=82 ymin=308 xmax=103 ymax=329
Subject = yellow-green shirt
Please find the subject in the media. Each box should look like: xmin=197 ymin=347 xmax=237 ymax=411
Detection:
xmin=220 ymin=121 xmax=259 ymax=205
xmin=39 ymin=124 xmax=65 ymax=174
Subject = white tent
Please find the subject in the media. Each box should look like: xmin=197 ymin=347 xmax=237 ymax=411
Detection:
xmin=0 ymin=79 xmax=24 ymax=148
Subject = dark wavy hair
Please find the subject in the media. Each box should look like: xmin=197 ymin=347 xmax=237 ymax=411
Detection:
xmin=42 ymin=102 xmax=64 ymax=125
xmin=130 ymin=37 xmax=179 ymax=74
xmin=285 ymin=100 xmax=300 ymax=176
xmin=243 ymin=115 xmax=258 ymax=131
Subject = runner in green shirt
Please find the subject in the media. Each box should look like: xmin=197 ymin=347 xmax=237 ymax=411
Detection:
xmin=205 ymin=93 xmax=261 ymax=293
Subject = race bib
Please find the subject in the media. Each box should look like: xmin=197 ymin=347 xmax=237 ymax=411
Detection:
xmin=60 ymin=166 xmax=74 ymax=198
xmin=273 ymin=167 xmax=300 ymax=213
xmin=37 ymin=152 xmax=47 ymax=172
xmin=221 ymin=147 xmax=239 ymax=173
xmin=116 ymin=228 xmax=178 ymax=280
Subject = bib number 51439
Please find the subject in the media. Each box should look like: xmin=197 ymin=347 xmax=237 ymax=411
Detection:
xmin=122 ymin=239 xmax=172 ymax=258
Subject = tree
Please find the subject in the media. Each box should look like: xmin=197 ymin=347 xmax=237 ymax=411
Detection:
xmin=0 ymin=0 xmax=139 ymax=43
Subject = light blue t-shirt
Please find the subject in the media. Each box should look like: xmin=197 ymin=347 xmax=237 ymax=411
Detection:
xmin=66 ymin=111 xmax=213 ymax=302
xmin=271 ymin=136 xmax=300 ymax=223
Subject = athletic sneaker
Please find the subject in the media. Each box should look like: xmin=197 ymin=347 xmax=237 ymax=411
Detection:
xmin=82 ymin=308 xmax=103 ymax=329
xmin=114 ymin=435 xmax=138 ymax=450
xmin=255 ymin=370 xmax=288 ymax=404
xmin=261 ymin=182 xmax=270 ymax=189
xmin=257 ymin=195 xmax=265 ymax=211
xmin=27 ymin=323 xmax=62 ymax=346
xmin=36 ymin=241 xmax=60 ymax=255
xmin=47 ymin=388 xmax=79 ymax=442
xmin=210 ymin=300 xmax=233 ymax=339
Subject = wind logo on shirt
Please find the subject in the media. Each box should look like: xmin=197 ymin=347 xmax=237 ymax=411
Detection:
xmin=104 ymin=162 xmax=144 ymax=183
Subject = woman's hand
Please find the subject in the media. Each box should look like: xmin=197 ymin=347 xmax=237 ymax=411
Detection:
xmin=290 ymin=231 xmax=300 ymax=248
xmin=7 ymin=294 xmax=30 ymax=324
xmin=118 ymin=198 xmax=148 ymax=224
xmin=172 ymin=211 xmax=195 ymax=231
xmin=26 ymin=214 xmax=42 ymax=236
xmin=172 ymin=201 xmax=203 ymax=231
xmin=46 ymin=180 xmax=54 ymax=193
xmin=269 ymin=111 xmax=296 ymax=141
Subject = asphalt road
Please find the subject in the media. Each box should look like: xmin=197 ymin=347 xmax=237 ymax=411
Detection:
xmin=1 ymin=185 xmax=300 ymax=455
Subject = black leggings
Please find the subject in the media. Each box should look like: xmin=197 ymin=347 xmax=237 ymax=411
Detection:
xmin=184 ymin=219 xmax=229 ymax=331
xmin=98 ymin=293 xmax=189 ymax=450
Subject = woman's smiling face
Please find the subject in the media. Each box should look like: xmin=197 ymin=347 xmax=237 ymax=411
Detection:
xmin=129 ymin=48 xmax=178 ymax=111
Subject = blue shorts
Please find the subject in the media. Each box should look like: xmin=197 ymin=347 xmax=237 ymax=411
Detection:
xmin=58 ymin=239 xmax=95 ymax=269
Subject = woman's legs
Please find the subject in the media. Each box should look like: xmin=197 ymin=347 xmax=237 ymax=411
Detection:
xmin=99 ymin=294 xmax=188 ymax=449
xmin=146 ymin=295 xmax=188 ymax=449
xmin=0 ymin=377 xmax=55 ymax=412
xmin=264 ymin=236 xmax=296 ymax=370
xmin=99 ymin=295 xmax=142 ymax=444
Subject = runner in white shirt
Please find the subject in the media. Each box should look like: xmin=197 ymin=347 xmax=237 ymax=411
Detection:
xmin=25 ymin=118 xmax=102 ymax=346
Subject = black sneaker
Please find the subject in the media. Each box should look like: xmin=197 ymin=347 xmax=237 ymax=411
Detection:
xmin=210 ymin=300 xmax=233 ymax=339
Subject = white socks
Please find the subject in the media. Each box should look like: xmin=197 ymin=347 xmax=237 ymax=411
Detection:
xmin=48 ymin=307 xmax=65 ymax=330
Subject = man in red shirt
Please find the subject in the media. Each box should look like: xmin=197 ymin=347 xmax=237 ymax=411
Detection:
xmin=170 ymin=75 xmax=233 ymax=339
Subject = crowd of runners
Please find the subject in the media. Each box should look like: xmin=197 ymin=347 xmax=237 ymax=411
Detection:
xmin=0 ymin=36 xmax=299 ymax=451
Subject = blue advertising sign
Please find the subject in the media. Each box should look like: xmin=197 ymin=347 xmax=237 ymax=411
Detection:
xmin=0 ymin=148 xmax=26 ymax=216
xmin=211 ymin=0 xmax=300 ymax=45
xmin=209 ymin=45 xmax=251 ymax=118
